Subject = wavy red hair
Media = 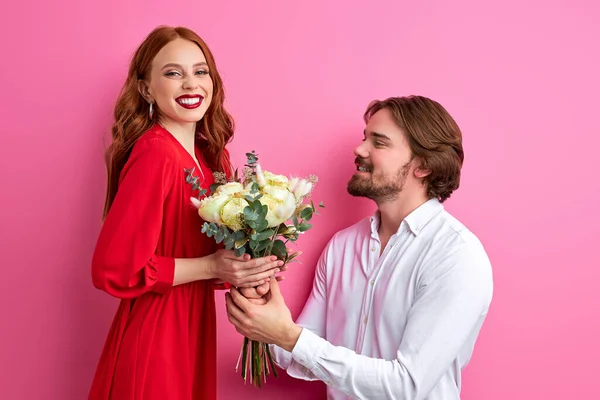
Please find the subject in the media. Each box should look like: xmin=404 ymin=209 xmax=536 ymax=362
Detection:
xmin=103 ymin=26 xmax=234 ymax=218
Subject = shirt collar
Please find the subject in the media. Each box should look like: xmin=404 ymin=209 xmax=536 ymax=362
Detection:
xmin=369 ymin=198 xmax=444 ymax=237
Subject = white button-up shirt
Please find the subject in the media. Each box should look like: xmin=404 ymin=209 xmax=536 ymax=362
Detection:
xmin=272 ymin=199 xmax=493 ymax=399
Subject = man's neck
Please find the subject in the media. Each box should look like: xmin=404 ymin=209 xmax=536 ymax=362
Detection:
xmin=376 ymin=191 xmax=429 ymax=240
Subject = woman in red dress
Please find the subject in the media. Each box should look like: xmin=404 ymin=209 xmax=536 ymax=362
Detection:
xmin=89 ymin=26 xmax=283 ymax=400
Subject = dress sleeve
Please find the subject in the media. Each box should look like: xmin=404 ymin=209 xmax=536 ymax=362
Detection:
xmin=213 ymin=147 xmax=234 ymax=291
xmin=92 ymin=138 xmax=176 ymax=299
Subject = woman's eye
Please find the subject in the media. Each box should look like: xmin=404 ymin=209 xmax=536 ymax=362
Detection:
xmin=165 ymin=71 xmax=181 ymax=77
xmin=196 ymin=70 xmax=209 ymax=75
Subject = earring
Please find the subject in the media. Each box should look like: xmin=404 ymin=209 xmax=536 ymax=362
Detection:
xmin=149 ymin=102 xmax=154 ymax=120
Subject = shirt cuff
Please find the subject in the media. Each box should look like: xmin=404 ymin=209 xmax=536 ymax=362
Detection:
xmin=291 ymin=327 xmax=325 ymax=371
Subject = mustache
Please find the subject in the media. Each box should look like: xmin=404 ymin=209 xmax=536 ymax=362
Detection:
xmin=355 ymin=157 xmax=372 ymax=168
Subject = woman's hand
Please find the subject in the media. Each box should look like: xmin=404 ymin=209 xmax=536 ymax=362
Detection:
xmin=209 ymin=249 xmax=283 ymax=288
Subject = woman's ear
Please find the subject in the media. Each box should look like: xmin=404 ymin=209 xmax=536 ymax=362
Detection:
xmin=137 ymin=79 xmax=153 ymax=103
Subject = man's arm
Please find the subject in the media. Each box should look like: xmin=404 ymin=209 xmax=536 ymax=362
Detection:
xmin=285 ymin=246 xmax=493 ymax=399
xmin=269 ymin=245 xmax=330 ymax=380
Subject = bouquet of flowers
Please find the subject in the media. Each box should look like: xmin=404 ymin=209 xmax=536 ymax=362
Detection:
xmin=191 ymin=151 xmax=323 ymax=387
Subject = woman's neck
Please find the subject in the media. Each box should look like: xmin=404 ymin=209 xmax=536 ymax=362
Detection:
xmin=159 ymin=118 xmax=197 ymax=154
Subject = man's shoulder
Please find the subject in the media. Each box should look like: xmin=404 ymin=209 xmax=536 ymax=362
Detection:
xmin=425 ymin=209 xmax=491 ymax=271
xmin=430 ymin=209 xmax=484 ymax=248
xmin=330 ymin=216 xmax=372 ymax=243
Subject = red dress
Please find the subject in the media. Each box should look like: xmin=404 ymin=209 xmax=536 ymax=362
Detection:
xmin=89 ymin=124 xmax=221 ymax=400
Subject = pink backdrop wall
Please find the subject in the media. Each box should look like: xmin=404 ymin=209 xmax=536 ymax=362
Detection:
xmin=1 ymin=0 xmax=598 ymax=399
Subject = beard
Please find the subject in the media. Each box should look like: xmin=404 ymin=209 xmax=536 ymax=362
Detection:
xmin=347 ymin=159 xmax=411 ymax=202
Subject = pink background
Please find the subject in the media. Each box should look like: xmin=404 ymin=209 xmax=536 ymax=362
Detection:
xmin=1 ymin=0 xmax=598 ymax=399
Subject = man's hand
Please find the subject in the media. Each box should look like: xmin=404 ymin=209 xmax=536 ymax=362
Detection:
xmin=239 ymin=275 xmax=287 ymax=304
xmin=226 ymin=278 xmax=302 ymax=352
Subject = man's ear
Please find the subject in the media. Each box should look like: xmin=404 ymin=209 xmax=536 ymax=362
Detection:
xmin=137 ymin=79 xmax=153 ymax=103
xmin=413 ymin=159 xmax=431 ymax=179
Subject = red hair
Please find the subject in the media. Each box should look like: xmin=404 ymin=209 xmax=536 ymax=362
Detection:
xmin=103 ymin=26 xmax=234 ymax=218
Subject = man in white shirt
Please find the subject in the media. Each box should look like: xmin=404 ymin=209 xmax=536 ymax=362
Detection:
xmin=225 ymin=95 xmax=493 ymax=400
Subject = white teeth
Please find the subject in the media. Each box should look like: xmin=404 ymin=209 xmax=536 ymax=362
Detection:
xmin=178 ymin=97 xmax=200 ymax=105
xmin=358 ymin=166 xmax=369 ymax=172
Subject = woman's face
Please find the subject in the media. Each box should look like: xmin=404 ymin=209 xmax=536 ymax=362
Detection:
xmin=140 ymin=38 xmax=214 ymax=125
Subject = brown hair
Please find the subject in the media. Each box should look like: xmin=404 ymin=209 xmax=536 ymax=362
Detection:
xmin=103 ymin=26 xmax=234 ymax=218
xmin=364 ymin=95 xmax=464 ymax=202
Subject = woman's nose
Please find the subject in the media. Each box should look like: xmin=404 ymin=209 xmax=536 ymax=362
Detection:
xmin=182 ymin=76 xmax=200 ymax=90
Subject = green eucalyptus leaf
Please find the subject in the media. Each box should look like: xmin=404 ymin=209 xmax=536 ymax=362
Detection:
xmin=297 ymin=222 xmax=312 ymax=232
xmin=300 ymin=207 xmax=313 ymax=220
xmin=255 ymin=219 xmax=269 ymax=232
xmin=201 ymin=223 xmax=209 ymax=234
xmin=251 ymin=229 xmax=275 ymax=242
xmin=270 ymin=240 xmax=287 ymax=260
xmin=255 ymin=239 xmax=271 ymax=253
xmin=233 ymin=231 xmax=247 ymax=241
xmin=244 ymin=207 xmax=259 ymax=221
xmin=234 ymin=246 xmax=246 ymax=257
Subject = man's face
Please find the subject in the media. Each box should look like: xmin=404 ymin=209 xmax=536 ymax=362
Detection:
xmin=347 ymin=108 xmax=416 ymax=202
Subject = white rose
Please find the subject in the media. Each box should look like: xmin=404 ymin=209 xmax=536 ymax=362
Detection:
xmin=263 ymin=171 xmax=289 ymax=187
xmin=216 ymin=182 xmax=244 ymax=195
xmin=220 ymin=197 xmax=249 ymax=231
xmin=197 ymin=193 xmax=231 ymax=224
xmin=260 ymin=185 xmax=297 ymax=227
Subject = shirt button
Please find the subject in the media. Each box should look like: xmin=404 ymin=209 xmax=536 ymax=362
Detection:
xmin=363 ymin=317 xmax=368 ymax=324
xmin=371 ymin=247 xmax=376 ymax=252
xmin=370 ymin=280 xmax=375 ymax=286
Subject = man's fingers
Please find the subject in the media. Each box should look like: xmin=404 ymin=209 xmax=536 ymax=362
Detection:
xmin=225 ymin=293 xmax=242 ymax=332
xmin=268 ymin=277 xmax=282 ymax=297
xmin=225 ymin=292 xmax=247 ymax=323
xmin=236 ymin=279 xmax=267 ymax=288
xmin=229 ymin=287 xmax=252 ymax=312
xmin=256 ymin=281 xmax=269 ymax=296
xmin=240 ymin=287 xmax=262 ymax=299
xmin=247 ymin=297 xmax=267 ymax=305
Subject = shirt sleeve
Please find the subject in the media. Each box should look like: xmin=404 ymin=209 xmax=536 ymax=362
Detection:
xmin=286 ymin=244 xmax=493 ymax=399
xmin=92 ymin=138 xmax=177 ymax=299
xmin=270 ymin=239 xmax=331 ymax=380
